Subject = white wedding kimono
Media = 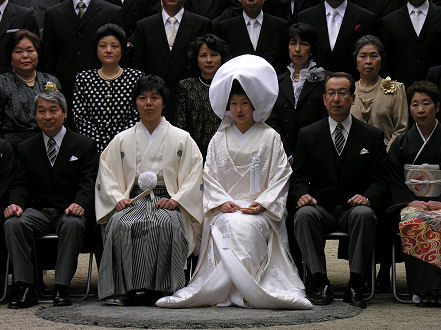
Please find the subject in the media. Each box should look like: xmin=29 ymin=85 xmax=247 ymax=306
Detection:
xmin=157 ymin=122 xmax=312 ymax=309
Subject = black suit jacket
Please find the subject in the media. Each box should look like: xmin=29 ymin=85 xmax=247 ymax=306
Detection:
xmin=267 ymin=70 xmax=327 ymax=158
xmin=11 ymin=0 xmax=63 ymax=33
xmin=216 ymin=13 xmax=289 ymax=73
xmin=381 ymin=3 xmax=441 ymax=87
xmin=350 ymin=0 xmax=405 ymax=19
xmin=296 ymin=2 xmax=375 ymax=78
xmin=0 ymin=139 xmax=15 ymax=210
xmin=9 ymin=129 xmax=99 ymax=215
xmin=185 ymin=0 xmax=241 ymax=19
xmin=41 ymin=0 xmax=121 ymax=112
xmin=0 ymin=2 xmax=38 ymax=74
xmin=263 ymin=0 xmax=321 ymax=22
xmin=133 ymin=10 xmax=209 ymax=122
xmin=120 ymin=0 xmax=160 ymax=37
xmin=426 ymin=64 xmax=441 ymax=89
xmin=291 ymin=116 xmax=387 ymax=213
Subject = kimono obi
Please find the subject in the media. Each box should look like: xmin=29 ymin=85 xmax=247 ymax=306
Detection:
xmin=404 ymin=164 xmax=441 ymax=197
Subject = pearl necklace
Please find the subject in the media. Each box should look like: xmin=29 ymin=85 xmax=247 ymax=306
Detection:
xmin=199 ymin=76 xmax=211 ymax=87
xmin=98 ymin=67 xmax=123 ymax=81
xmin=14 ymin=70 xmax=36 ymax=83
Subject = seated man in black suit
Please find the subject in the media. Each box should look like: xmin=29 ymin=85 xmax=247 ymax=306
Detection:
xmin=291 ymin=72 xmax=387 ymax=309
xmin=216 ymin=0 xmax=289 ymax=73
xmin=3 ymin=88 xmax=98 ymax=309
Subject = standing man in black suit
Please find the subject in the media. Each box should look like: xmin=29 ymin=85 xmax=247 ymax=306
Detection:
xmin=0 ymin=0 xmax=38 ymax=74
xmin=133 ymin=0 xmax=209 ymax=123
xmin=381 ymin=0 xmax=441 ymax=87
xmin=120 ymin=0 xmax=160 ymax=38
xmin=41 ymin=0 xmax=121 ymax=127
xmin=3 ymin=88 xmax=98 ymax=309
xmin=216 ymin=0 xmax=289 ymax=74
xmin=291 ymin=72 xmax=387 ymax=309
xmin=296 ymin=1 xmax=375 ymax=79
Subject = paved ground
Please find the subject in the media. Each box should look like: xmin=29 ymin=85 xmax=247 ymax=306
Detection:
xmin=1 ymin=241 xmax=439 ymax=329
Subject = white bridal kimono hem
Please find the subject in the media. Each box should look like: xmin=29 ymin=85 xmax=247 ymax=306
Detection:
xmin=156 ymin=123 xmax=312 ymax=309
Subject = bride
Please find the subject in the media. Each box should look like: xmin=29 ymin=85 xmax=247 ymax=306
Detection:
xmin=156 ymin=55 xmax=312 ymax=309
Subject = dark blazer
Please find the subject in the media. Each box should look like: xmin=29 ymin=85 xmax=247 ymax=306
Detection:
xmin=41 ymin=0 xmax=121 ymax=114
xmin=263 ymin=0 xmax=321 ymax=22
xmin=9 ymin=129 xmax=99 ymax=215
xmin=216 ymin=13 xmax=289 ymax=73
xmin=381 ymin=2 xmax=441 ymax=87
xmin=185 ymin=0 xmax=241 ymax=19
xmin=296 ymin=2 xmax=375 ymax=79
xmin=11 ymin=0 xmax=63 ymax=33
xmin=291 ymin=116 xmax=387 ymax=213
xmin=120 ymin=0 xmax=160 ymax=38
xmin=350 ymin=0 xmax=406 ymax=19
xmin=133 ymin=10 xmax=209 ymax=122
xmin=426 ymin=64 xmax=441 ymax=89
xmin=0 ymin=139 xmax=15 ymax=209
xmin=267 ymin=69 xmax=327 ymax=158
xmin=0 ymin=2 xmax=39 ymax=74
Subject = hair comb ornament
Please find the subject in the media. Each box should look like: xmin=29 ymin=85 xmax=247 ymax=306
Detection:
xmin=44 ymin=81 xmax=58 ymax=91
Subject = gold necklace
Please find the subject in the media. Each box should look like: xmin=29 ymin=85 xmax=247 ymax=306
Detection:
xmin=14 ymin=70 xmax=36 ymax=83
xmin=98 ymin=67 xmax=123 ymax=81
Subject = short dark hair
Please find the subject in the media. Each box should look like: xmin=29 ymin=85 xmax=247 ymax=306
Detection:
xmin=187 ymin=34 xmax=231 ymax=76
xmin=352 ymin=35 xmax=386 ymax=67
xmin=6 ymin=29 xmax=41 ymax=64
xmin=406 ymin=81 xmax=441 ymax=107
xmin=93 ymin=23 xmax=127 ymax=59
xmin=132 ymin=75 xmax=169 ymax=108
xmin=288 ymin=23 xmax=319 ymax=59
xmin=325 ymin=72 xmax=356 ymax=95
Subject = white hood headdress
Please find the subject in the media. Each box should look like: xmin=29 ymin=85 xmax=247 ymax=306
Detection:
xmin=209 ymin=55 xmax=278 ymax=130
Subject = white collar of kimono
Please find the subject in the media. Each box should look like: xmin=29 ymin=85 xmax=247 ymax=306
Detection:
xmin=141 ymin=117 xmax=165 ymax=146
xmin=232 ymin=122 xmax=257 ymax=146
xmin=414 ymin=120 xmax=438 ymax=163
xmin=209 ymin=54 xmax=278 ymax=131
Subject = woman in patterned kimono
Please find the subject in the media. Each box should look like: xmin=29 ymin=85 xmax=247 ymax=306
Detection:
xmin=157 ymin=55 xmax=312 ymax=309
xmin=389 ymin=81 xmax=441 ymax=306
xmin=95 ymin=75 xmax=203 ymax=306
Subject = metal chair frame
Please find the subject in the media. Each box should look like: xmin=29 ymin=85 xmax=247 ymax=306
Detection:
xmin=391 ymin=232 xmax=413 ymax=303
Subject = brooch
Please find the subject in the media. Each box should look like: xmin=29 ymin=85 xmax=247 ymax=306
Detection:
xmin=45 ymin=81 xmax=58 ymax=91
xmin=177 ymin=150 xmax=183 ymax=157
xmin=380 ymin=77 xmax=398 ymax=95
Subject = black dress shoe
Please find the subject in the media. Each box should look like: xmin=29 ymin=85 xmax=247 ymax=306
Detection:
xmin=343 ymin=286 xmax=366 ymax=309
xmin=53 ymin=286 xmax=72 ymax=307
xmin=8 ymin=284 xmax=38 ymax=309
xmin=307 ymin=284 xmax=334 ymax=305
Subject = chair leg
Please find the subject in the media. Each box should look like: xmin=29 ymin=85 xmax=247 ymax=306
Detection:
xmin=392 ymin=241 xmax=413 ymax=304
xmin=0 ymin=254 xmax=10 ymax=303
xmin=81 ymin=251 xmax=94 ymax=300
xmin=365 ymin=250 xmax=375 ymax=301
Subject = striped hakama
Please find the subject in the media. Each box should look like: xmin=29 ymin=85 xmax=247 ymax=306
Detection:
xmin=98 ymin=186 xmax=189 ymax=300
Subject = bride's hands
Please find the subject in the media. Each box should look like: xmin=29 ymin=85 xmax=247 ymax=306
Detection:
xmin=241 ymin=202 xmax=265 ymax=214
xmin=221 ymin=201 xmax=241 ymax=213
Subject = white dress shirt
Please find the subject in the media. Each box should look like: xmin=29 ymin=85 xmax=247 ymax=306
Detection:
xmin=325 ymin=0 xmax=347 ymax=50
xmin=407 ymin=0 xmax=429 ymax=36
xmin=0 ymin=0 xmax=9 ymax=22
xmin=243 ymin=10 xmax=263 ymax=51
xmin=73 ymin=0 xmax=91 ymax=15
xmin=328 ymin=115 xmax=352 ymax=153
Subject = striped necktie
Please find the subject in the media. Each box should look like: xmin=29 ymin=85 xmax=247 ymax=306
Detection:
xmin=77 ymin=1 xmax=86 ymax=19
xmin=335 ymin=123 xmax=345 ymax=155
xmin=47 ymin=137 xmax=57 ymax=166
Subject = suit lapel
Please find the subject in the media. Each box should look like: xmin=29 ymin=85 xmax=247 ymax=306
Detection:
xmin=79 ymin=0 xmax=99 ymax=29
xmin=234 ymin=16 xmax=255 ymax=52
xmin=318 ymin=119 xmax=338 ymax=183
xmin=297 ymin=80 xmax=316 ymax=106
xmin=420 ymin=4 xmax=440 ymax=37
xmin=0 ymin=3 xmax=16 ymax=39
xmin=51 ymin=129 xmax=74 ymax=184
xmin=36 ymin=134 xmax=54 ymax=189
xmin=154 ymin=14 xmax=172 ymax=62
xmin=340 ymin=118 xmax=363 ymax=182
xmin=333 ymin=3 xmax=358 ymax=52
xmin=316 ymin=4 xmax=331 ymax=54
xmin=279 ymin=71 xmax=295 ymax=108
xmin=396 ymin=6 xmax=419 ymax=40
xmin=168 ymin=12 xmax=196 ymax=69
xmin=256 ymin=14 xmax=273 ymax=53
xmin=61 ymin=0 xmax=80 ymax=29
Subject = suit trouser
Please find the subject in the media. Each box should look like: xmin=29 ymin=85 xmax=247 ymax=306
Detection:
xmin=4 ymin=208 xmax=85 ymax=286
xmin=293 ymin=205 xmax=377 ymax=277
